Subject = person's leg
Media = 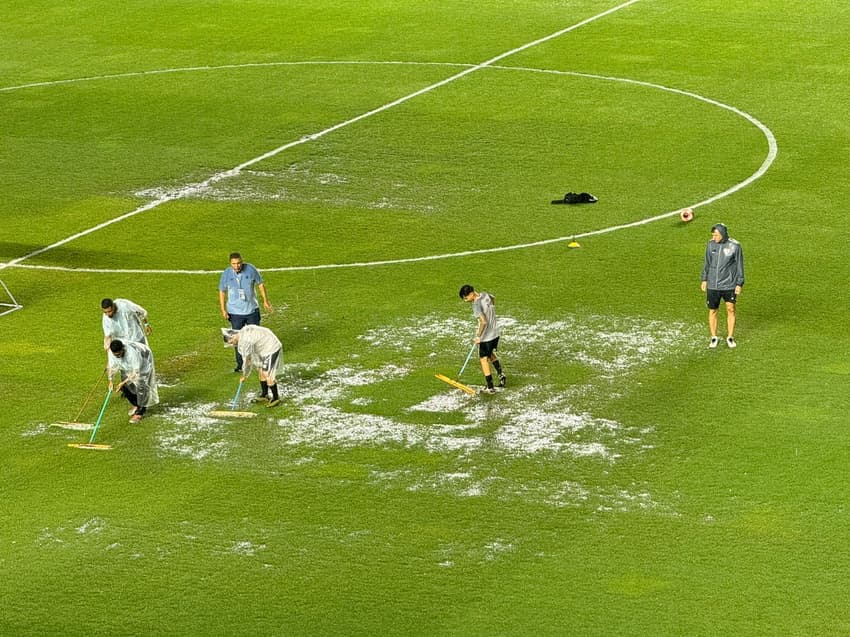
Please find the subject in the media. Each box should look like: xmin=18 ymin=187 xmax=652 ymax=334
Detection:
xmin=490 ymin=353 xmax=506 ymax=386
xmin=265 ymin=350 xmax=282 ymax=406
xmin=120 ymin=384 xmax=138 ymax=408
xmin=252 ymin=380 xmax=268 ymax=402
xmin=479 ymin=356 xmax=491 ymax=378
xmin=478 ymin=341 xmax=495 ymax=390
xmin=248 ymin=368 xmax=267 ymax=403
xmin=489 ymin=354 xmax=501 ymax=372
xmin=725 ymin=301 xmax=736 ymax=337
xmin=229 ymin=314 xmax=250 ymax=370
xmin=479 ymin=356 xmax=495 ymax=391
xmin=708 ymin=308 xmax=719 ymax=337
xmin=705 ymin=290 xmax=722 ymax=348
xmin=121 ymin=384 xmax=144 ymax=419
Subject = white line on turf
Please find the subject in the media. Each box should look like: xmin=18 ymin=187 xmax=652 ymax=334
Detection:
xmin=0 ymin=0 xmax=642 ymax=273
xmin=6 ymin=63 xmax=777 ymax=275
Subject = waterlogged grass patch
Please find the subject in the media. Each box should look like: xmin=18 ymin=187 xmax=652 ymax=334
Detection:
xmin=141 ymin=313 xmax=695 ymax=512
xmin=136 ymin=166 xmax=438 ymax=215
xmin=156 ymin=402 xmax=235 ymax=461
xmin=23 ymin=312 xmax=695 ymax=513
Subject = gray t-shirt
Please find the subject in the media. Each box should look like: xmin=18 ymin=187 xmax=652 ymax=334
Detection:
xmin=473 ymin=292 xmax=499 ymax=342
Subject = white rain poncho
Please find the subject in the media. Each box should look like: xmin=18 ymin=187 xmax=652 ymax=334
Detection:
xmin=103 ymin=298 xmax=148 ymax=350
xmin=108 ymin=341 xmax=160 ymax=407
xmin=230 ymin=325 xmax=282 ymax=383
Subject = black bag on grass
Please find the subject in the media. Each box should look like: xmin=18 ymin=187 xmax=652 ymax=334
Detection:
xmin=551 ymin=192 xmax=598 ymax=205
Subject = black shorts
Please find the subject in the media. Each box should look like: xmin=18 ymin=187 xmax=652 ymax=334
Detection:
xmin=706 ymin=289 xmax=737 ymax=309
xmin=478 ymin=337 xmax=500 ymax=358
xmin=259 ymin=349 xmax=281 ymax=375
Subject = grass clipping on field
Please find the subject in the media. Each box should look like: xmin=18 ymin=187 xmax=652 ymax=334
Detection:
xmin=156 ymin=313 xmax=698 ymax=512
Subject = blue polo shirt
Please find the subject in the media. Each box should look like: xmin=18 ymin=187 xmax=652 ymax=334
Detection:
xmin=219 ymin=263 xmax=263 ymax=315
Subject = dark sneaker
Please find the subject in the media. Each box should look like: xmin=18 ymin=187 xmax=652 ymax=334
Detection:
xmin=726 ymin=336 xmax=737 ymax=349
xmin=234 ymin=366 xmax=242 ymax=373
xmin=251 ymin=396 xmax=269 ymax=404
xmin=708 ymin=336 xmax=719 ymax=349
xmin=267 ymin=398 xmax=281 ymax=407
xmin=498 ymin=373 xmax=506 ymax=388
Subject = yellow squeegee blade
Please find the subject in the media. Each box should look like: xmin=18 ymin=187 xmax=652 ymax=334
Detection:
xmin=434 ymin=373 xmax=477 ymax=395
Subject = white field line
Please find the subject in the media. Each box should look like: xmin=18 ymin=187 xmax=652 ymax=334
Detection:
xmin=0 ymin=0 xmax=640 ymax=270
xmin=0 ymin=61 xmax=446 ymax=94
xmin=0 ymin=0 xmax=641 ymax=274
xmin=5 ymin=64 xmax=778 ymax=276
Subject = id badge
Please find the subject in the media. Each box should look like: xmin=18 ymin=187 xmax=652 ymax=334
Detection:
xmin=238 ymin=289 xmax=246 ymax=301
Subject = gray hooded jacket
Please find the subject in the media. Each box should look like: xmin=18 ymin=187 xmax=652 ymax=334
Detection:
xmin=701 ymin=223 xmax=744 ymax=290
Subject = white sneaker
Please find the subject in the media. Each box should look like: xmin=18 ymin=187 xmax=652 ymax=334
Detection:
xmin=128 ymin=406 xmax=138 ymax=416
xmin=709 ymin=336 xmax=719 ymax=349
xmin=726 ymin=336 xmax=737 ymax=348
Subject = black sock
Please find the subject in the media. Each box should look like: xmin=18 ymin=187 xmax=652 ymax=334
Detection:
xmin=270 ymin=383 xmax=279 ymax=400
xmin=485 ymin=374 xmax=494 ymax=388
xmin=260 ymin=381 xmax=268 ymax=397
xmin=492 ymin=360 xmax=503 ymax=375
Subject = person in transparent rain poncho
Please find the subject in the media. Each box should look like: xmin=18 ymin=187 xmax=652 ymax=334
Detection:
xmin=108 ymin=339 xmax=160 ymax=423
xmin=222 ymin=325 xmax=283 ymax=407
xmin=101 ymin=297 xmax=151 ymax=355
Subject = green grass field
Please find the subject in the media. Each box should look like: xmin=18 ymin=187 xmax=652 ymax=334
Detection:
xmin=3 ymin=1 xmax=850 ymax=634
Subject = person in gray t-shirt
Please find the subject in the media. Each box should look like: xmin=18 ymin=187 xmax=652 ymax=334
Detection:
xmin=459 ymin=284 xmax=506 ymax=394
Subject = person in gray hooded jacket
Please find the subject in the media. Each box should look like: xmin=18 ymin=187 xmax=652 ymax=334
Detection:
xmin=700 ymin=223 xmax=744 ymax=349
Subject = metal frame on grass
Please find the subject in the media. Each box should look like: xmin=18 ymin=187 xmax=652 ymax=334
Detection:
xmin=0 ymin=279 xmax=22 ymax=318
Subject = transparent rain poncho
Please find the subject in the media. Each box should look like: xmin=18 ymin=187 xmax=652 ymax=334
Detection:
xmin=108 ymin=341 xmax=160 ymax=407
xmin=232 ymin=325 xmax=282 ymax=383
xmin=103 ymin=298 xmax=148 ymax=350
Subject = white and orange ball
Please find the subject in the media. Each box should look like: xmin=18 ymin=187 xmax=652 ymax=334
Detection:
xmin=679 ymin=208 xmax=694 ymax=222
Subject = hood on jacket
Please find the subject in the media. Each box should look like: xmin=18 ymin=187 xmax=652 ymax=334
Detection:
xmin=711 ymin=223 xmax=729 ymax=241
xmin=221 ymin=327 xmax=239 ymax=347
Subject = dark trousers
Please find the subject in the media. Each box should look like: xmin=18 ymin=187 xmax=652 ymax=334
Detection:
xmin=229 ymin=309 xmax=261 ymax=369
xmin=120 ymin=384 xmax=146 ymax=416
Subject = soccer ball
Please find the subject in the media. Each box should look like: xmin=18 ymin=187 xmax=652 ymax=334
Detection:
xmin=679 ymin=208 xmax=694 ymax=222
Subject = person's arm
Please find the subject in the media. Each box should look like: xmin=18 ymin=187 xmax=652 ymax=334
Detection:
xmin=102 ymin=314 xmax=113 ymax=351
xmin=700 ymin=244 xmax=711 ymax=292
xmin=117 ymin=347 xmax=141 ymax=389
xmin=239 ymin=342 xmax=254 ymax=379
xmin=106 ymin=353 xmax=118 ymax=390
xmin=735 ymin=244 xmax=745 ymax=294
xmin=474 ymin=315 xmax=487 ymax=343
xmin=258 ymin=282 xmax=272 ymax=312
xmin=139 ymin=309 xmax=151 ymax=335
xmin=219 ymin=289 xmax=229 ymax=320
xmin=134 ymin=305 xmax=152 ymax=335
xmin=219 ymin=270 xmax=231 ymax=319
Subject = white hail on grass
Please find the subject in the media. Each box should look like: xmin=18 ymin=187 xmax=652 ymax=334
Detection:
xmin=147 ymin=314 xmax=697 ymax=511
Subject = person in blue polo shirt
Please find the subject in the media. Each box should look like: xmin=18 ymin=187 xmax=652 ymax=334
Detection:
xmin=218 ymin=252 xmax=272 ymax=372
